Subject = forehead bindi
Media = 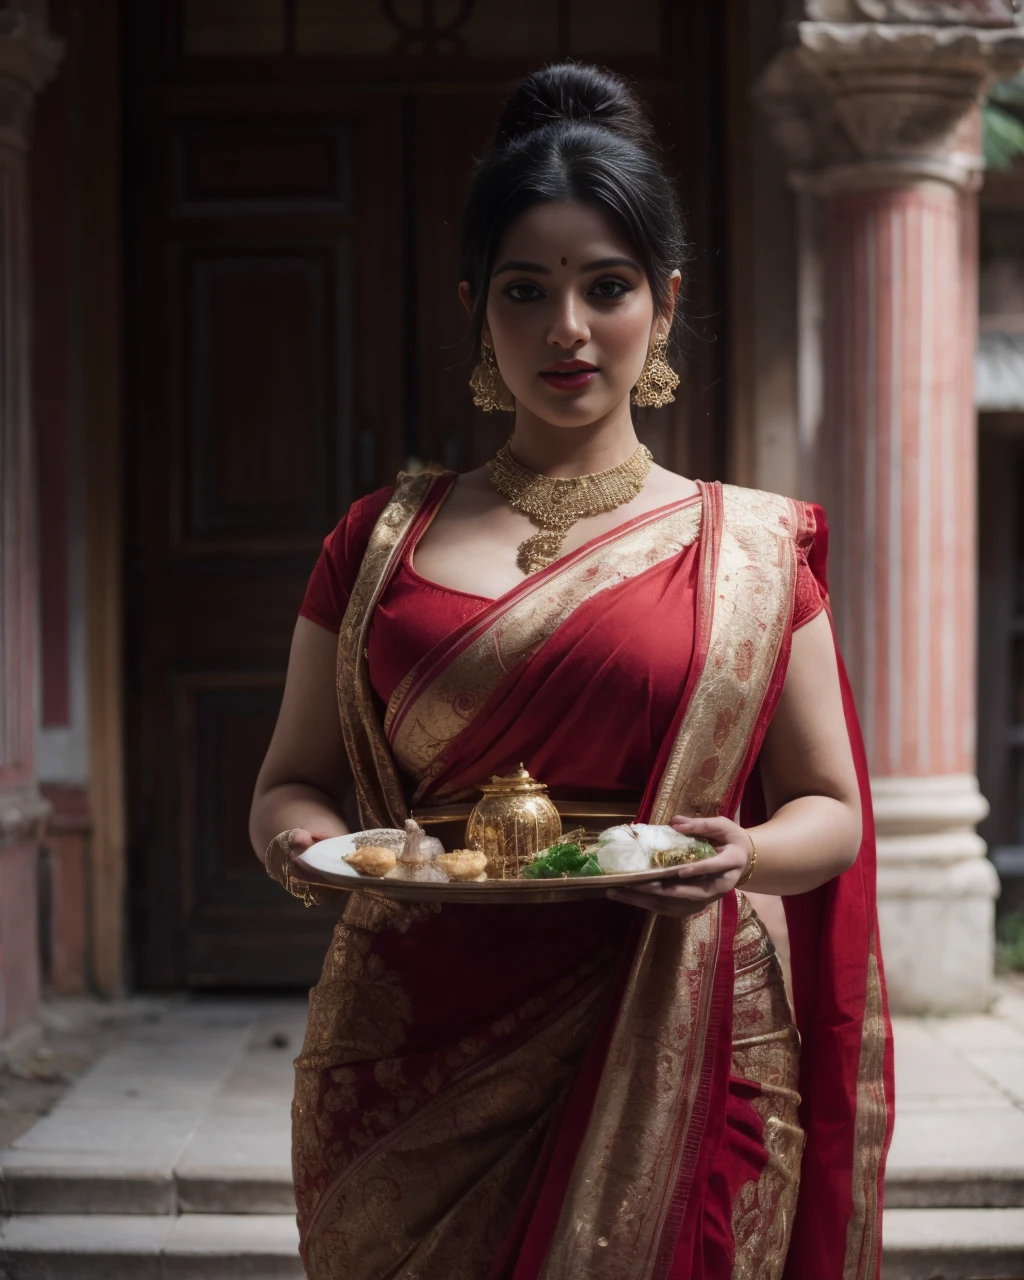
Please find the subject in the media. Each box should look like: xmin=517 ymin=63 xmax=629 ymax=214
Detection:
xmin=495 ymin=202 xmax=639 ymax=272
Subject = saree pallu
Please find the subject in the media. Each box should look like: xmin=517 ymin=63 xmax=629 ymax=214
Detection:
xmin=291 ymin=474 xmax=895 ymax=1279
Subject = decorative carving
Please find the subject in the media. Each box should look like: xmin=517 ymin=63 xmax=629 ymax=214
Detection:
xmin=803 ymin=0 xmax=1019 ymax=21
xmin=758 ymin=18 xmax=1024 ymax=189
xmin=380 ymin=0 xmax=479 ymax=55
xmin=856 ymin=0 xmax=1018 ymax=23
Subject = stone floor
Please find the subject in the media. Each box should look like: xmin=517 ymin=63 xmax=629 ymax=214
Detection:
xmin=0 ymin=985 xmax=1023 ymax=1277
xmin=887 ymin=979 xmax=1024 ymax=1209
xmin=0 ymin=998 xmax=304 ymax=1218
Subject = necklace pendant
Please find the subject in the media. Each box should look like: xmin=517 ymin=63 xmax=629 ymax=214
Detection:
xmin=517 ymin=529 xmax=564 ymax=575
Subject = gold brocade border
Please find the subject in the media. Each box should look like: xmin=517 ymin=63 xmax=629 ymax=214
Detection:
xmin=537 ymin=904 xmax=722 ymax=1280
xmin=388 ymin=500 xmax=702 ymax=795
xmin=335 ymin=471 xmax=447 ymax=829
xmin=538 ymin=485 xmax=802 ymax=1280
xmin=650 ymin=485 xmax=798 ymax=825
xmin=843 ymin=938 xmax=889 ymax=1280
xmin=729 ymin=894 xmax=804 ymax=1280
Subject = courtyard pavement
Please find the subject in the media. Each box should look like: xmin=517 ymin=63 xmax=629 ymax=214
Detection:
xmin=0 ymin=982 xmax=1022 ymax=1276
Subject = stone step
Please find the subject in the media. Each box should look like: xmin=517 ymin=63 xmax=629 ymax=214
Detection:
xmin=0 ymin=999 xmax=302 ymax=1217
xmin=0 ymin=1156 xmax=295 ymax=1215
xmin=1 ymin=1209 xmax=1022 ymax=1278
xmin=882 ymin=1208 xmax=1024 ymax=1279
xmin=885 ymin=1168 xmax=1024 ymax=1209
xmin=7 ymin=1149 xmax=1024 ymax=1217
xmin=0 ymin=1214 xmax=303 ymax=1279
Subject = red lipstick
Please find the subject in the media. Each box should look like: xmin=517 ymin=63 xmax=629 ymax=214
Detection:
xmin=539 ymin=359 xmax=598 ymax=391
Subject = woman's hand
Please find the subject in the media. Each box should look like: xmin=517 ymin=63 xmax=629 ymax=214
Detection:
xmin=265 ymin=828 xmax=345 ymax=906
xmin=264 ymin=826 xmax=330 ymax=875
xmin=605 ymin=814 xmax=753 ymax=918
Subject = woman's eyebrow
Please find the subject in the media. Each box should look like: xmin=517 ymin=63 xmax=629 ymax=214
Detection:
xmin=493 ymin=260 xmax=550 ymax=275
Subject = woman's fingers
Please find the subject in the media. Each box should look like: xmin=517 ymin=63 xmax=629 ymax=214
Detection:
xmin=286 ymin=829 xmax=334 ymax=862
xmin=671 ymin=814 xmax=732 ymax=841
xmin=608 ymin=875 xmax=727 ymax=904
xmin=660 ymin=849 xmax=745 ymax=879
xmin=606 ymin=887 xmax=706 ymax=916
xmin=606 ymin=832 xmax=750 ymax=915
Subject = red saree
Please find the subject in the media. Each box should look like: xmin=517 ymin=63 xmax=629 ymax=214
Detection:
xmin=290 ymin=472 xmax=894 ymax=1279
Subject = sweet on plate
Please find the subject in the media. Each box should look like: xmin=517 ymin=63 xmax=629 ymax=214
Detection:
xmin=333 ymin=819 xmax=716 ymax=884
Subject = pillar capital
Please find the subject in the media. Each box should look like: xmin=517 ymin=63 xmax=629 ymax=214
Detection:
xmin=759 ymin=15 xmax=1024 ymax=191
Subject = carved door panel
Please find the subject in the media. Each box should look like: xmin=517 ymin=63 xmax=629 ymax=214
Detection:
xmin=126 ymin=104 xmax=405 ymax=987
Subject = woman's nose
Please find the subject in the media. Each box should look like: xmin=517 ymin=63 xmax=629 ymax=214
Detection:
xmin=546 ymin=293 xmax=590 ymax=348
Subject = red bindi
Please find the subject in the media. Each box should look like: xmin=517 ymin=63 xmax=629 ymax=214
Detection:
xmin=561 ymin=256 xmax=568 ymax=266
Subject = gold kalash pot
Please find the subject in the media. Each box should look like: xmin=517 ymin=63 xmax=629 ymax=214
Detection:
xmin=466 ymin=765 xmax=562 ymax=880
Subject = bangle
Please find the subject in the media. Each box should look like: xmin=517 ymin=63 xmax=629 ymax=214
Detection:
xmin=265 ymin=830 xmax=325 ymax=908
xmin=264 ymin=831 xmax=292 ymax=886
xmin=736 ymin=832 xmax=757 ymax=888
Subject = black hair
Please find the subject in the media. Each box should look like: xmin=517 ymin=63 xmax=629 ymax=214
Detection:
xmin=460 ymin=62 xmax=688 ymax=349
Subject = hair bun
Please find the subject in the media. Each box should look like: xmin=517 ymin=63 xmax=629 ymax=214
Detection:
xmin=494 ymin=63 xmax=655 ymax=151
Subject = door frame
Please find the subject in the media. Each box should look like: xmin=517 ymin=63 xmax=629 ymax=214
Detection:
xmin=79 ymin=0 xmax=127 ymax=997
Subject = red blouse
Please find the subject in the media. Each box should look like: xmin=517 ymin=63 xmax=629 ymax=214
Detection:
xmin=300 ymin=482 xmax=824 ymax=723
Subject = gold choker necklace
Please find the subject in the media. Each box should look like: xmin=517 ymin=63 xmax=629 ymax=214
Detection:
xmin=487 ymin=441 xmax=654 ymax=574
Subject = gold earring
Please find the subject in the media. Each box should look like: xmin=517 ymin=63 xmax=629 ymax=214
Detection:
xmin=469 ymin=339 xmax=515 ymax=413
xmin=631 ymin=333 xmax=680 ymax=408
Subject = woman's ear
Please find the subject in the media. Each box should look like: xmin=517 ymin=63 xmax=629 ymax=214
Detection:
xmin=658 ymin=269 xmax=682 ymax=336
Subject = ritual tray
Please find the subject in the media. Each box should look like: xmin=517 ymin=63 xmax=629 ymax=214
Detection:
xmin=293 ymin=832 xmax=690 ymax=905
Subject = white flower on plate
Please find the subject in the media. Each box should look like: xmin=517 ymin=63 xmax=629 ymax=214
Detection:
xmin=594 ymin=823 xmax=702 ymax=874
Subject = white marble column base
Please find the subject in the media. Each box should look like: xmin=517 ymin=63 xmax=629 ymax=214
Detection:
xmin=873 ymin=774 xmax=998 ymax=1015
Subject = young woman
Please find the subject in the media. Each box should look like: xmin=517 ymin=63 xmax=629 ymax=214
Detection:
xmin=251 ymin=63 xmax=894 ymax=1280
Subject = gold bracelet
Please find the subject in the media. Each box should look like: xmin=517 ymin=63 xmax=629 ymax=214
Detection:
xmin=265 ymin=830 xmax=340 ymax=909
xmin=736 ymin=832 xmax=757 ymax=889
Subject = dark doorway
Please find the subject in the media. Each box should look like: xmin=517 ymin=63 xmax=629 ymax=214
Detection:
xmin=123 ymin=1 xmax=730 ymax=988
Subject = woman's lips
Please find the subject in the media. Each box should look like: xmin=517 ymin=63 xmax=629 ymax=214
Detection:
xmin=539 ymin=368 xmax=598 ymax=390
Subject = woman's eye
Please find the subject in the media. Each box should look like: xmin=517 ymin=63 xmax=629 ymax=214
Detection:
xmin=590 ymin=278 xmax=632 ymax=300
xmin=505 ymin=282 xmax=544 ymax=302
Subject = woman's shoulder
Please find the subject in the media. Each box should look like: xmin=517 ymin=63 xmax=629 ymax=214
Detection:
xmin=718 ymin=483 xmax=824 ymax=543
xmin=325 ymin=467 xmax=455 ymax=560
xmin=326 ymin=483 xmax=397 ymax=557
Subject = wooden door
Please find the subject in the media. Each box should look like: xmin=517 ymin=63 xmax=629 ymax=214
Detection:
xmin=125 ymin=93 xmax=405 ymax=986
xmin=125 ymin=2 xmax=728 ymax=988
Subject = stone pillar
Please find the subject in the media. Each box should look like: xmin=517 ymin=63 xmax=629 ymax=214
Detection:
xmin=760 ymin=13 xmax=1024 ymax=1012
xmin=0 ymin=4 xmax=61 ymax=1038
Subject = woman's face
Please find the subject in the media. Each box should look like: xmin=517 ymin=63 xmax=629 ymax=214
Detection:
xmin=469 ymin=201 xmax=677 ymax=428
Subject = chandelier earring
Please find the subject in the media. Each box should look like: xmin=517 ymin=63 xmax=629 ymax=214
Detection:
xmin=631 ymin=331 xmax=680 ymax=408
xmin=469 ymin=338 xmax=515 ymax=413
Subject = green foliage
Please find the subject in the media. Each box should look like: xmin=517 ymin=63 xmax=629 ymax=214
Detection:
xmin=521 ymin=842 xmax=604 ymax=878
xmin=984 ymin=73 xmax=1024 ymax=171
xmin=996 ymin=911 xmax=1024 ymax=972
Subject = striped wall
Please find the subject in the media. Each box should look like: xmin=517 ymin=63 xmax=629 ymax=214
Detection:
xmin=825 ymin=183 xmax=976 ymax=777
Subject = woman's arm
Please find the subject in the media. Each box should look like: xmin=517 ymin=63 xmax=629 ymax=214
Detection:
xmin=249 ymin=617 xmax=353 ymax=864
xmin=608 ymin=610 xmax=861 ymax=915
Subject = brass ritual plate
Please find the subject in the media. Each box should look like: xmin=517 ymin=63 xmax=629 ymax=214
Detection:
xmin=291 ymin=852 xmax=682 ymax=905
xmin=292 ymin=800 xmax=691 ymax=904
